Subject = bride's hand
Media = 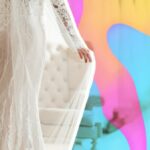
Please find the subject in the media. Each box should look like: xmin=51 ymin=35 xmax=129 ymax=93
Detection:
xmin=77 ymin=48 xmax=92 ymax=63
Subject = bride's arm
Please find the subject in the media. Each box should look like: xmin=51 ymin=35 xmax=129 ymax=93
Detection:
xmin=51 ymin=0 xmax=89 ymax=50
xmin=50 ymin=0 xmax=93 ymax=63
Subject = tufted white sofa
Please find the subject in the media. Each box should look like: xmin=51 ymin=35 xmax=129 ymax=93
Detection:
xmin=38 ymin=42 xmax=93 ymax=149
xmin=37 ymin=7 xmax=96 ymax=149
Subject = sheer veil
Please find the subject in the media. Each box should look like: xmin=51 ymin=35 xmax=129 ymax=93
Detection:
xmin=0 ymin=0 xmax=96 ymax=150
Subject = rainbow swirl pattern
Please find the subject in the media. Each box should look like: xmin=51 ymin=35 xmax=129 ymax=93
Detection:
xmin=68 ymin=0 xmax=150 ymax=149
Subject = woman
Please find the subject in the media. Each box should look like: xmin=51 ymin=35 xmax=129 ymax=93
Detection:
xmin=0 ymin=0 xmax=96 ymax=149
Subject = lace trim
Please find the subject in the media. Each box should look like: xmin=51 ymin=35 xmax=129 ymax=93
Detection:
xmin=0 ymin=0 xmax=43 ymax=15
xmin=0 ymin=0 xmax=44 ymax=31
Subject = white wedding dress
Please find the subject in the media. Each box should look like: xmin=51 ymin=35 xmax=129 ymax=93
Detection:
xmin=0 ymin=0 xmax=96 ymax=150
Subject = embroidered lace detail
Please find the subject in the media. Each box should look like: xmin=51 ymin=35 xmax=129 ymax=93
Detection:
xmin=0 ymin=0 xmax=44 ymax=31
xmin=51 ymin=0 xmax=88 ymax=50
xmin=0 ymin=0 xmax=10 ymax=31
xmin=0 ymin=0 xmax=10 ymax=14
xmin=0 ymin=0 xmax=88 ymax=49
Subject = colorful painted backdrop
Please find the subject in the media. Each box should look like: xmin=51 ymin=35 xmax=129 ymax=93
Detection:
xmin=68 ymin=0 xmax=150 ymax=150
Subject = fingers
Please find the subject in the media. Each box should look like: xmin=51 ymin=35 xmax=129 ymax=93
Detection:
xmin=78 ymin=48 xmax=92 ymax=63
xmin=87 ymin=52 xmax=92 ymax=62
xmin=78 ymin=50 xmax=83 ymax=59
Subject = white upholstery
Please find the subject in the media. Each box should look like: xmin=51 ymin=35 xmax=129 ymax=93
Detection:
xmin=38 ymin=42 xmax=88 ymax=144
xmin=39 ymin=11 xmax=87 ymax=109
xmin=38 ymin=12 xmax=93 ymax=149
xmin=38 ymin=44 xmax=86 ymax=108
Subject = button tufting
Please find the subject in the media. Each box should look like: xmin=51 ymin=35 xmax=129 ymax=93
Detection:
xmin=57 ymin=88 xmax=61 ymax=92
xmin=57 ymin=66 xmax=60 ymax=71
xmin=69 ymin=87 xmax=74 ymax=90
xmin=62 ymin=57 xmax=66 ymax=62
xmin=51 ymin=77 xmax=55 ymax=81
xmin=51 ymin=98 xmax=55 ymax=102
xmin=44 ymin=65 xmax=48 ymax=71
xmin=50 ymin=56 xmax=54 ymax=61
xmin=64 ymin=98 xmax=69 ymax=102
xmin=39 ymin=97 xmax=42 ymax=102
xmin=63 ymin=78 xmax=67 ymax=82
xmin=56 ymin=48 xmax=60 ymax=51
xmin=45 ymin=87 xmax=48 ymax=91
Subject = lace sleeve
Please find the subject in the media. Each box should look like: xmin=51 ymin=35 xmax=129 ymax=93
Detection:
xmin=51 ymin=0 xmax=88 ymax=50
